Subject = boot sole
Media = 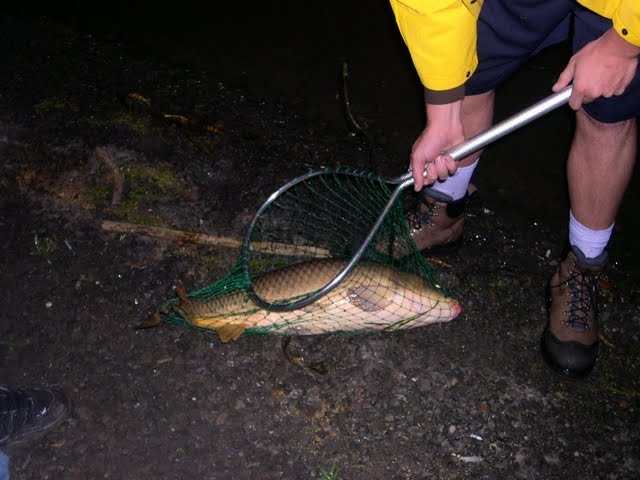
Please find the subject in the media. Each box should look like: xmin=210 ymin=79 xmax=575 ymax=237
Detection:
xmin=539 ymin=333 xmax=597 ymax=380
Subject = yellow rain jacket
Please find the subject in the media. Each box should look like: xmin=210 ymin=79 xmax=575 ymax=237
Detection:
xmin=389 ymin=0 xmax=640 ymax=102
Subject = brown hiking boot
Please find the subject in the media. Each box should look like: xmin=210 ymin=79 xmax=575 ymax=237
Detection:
xmin=406 ymin=188 xmax=467 ymax=253
xmin=541 ymin=246 xmax=607 ymax=378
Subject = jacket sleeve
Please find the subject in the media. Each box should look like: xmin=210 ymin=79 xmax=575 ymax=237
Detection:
xmin=389 ymin=0 xmax=480 ymax=103
xmin=579 ymin=0 xmax=640 ymax=47
xmin=613 ymin=0 xmax=640 ymax=47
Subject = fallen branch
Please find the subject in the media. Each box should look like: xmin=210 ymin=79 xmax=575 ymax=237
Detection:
xmin=100 ymin=220 xmax=331 ymax=258
xmin=95 ymin=146 xmax=124 ymax=207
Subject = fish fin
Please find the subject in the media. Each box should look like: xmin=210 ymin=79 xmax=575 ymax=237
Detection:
xmin=176 ymin=283 xmax=198 ymax=318
xmin=349 ymin=286 xmax=392 ymax=312
xmin=216 ymin=322 xmax=249 ymax=342
xmin=191 ymin=317 xmax=248 ymax=342
xmin=136 ymin=311 xmax=162 ymax=329
xmin=176 ymin=284 xmax=191 ymax=307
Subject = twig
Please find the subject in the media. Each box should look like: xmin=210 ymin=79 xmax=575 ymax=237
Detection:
xmin=100 ymin=220 xmax=331 ymax=258
xmin=341 ymin=61 xmax=368 ymax=133
xmin=95 ymin=146 xmax=124 ymax=207
xmin=341 ymin=61 xmax=384 ymax=170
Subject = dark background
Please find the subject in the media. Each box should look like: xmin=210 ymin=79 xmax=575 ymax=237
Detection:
xmin=2 ymin=1 xmax=639 ymax=479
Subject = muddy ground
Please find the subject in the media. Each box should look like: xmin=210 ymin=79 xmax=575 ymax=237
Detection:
xmin=1 ymin=2 xmax=639 ymax=479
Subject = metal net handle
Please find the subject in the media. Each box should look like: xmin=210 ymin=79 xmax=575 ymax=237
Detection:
xmin=391 ymin=86 xmax=573 ymax=184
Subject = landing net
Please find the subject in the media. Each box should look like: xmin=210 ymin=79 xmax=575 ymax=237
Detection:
xmin=153 ymin=167 xmax=456 ymax=341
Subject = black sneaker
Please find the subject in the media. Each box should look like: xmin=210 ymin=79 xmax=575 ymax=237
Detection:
xmin=0 ymin=386 xmax=70 ymax=447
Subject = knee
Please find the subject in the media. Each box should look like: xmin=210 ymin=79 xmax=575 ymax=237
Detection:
xmin=576 ymin=108 xmax=636 ymax=140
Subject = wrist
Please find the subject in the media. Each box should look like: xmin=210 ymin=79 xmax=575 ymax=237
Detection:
xmin=605 ymin=27 xmax=640 ymax=58
xmin=425 ymin=100 xmax=464 ymax=136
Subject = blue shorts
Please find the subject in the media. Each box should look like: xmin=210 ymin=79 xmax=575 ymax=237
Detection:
xmin=466 ymin=0 xmax=640 ymax=123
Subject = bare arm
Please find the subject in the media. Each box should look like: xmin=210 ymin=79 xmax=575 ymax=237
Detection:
xmin=410 ymin=101 xmax=463 ymax=191
xmin=389 ymin=1 xmax=480 ymax=189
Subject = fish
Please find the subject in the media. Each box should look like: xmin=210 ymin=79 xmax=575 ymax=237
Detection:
xmin=163 ymin=259 xmax=461 ymax=342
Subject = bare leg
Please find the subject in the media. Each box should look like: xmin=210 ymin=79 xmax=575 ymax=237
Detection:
xmin=542 ymin=108 xmax=636 ymax=379
xmin=409 ymin=90 xmax=496 ymax=252
xmin=568 ymin=109 xmax=637 ymax=230
xmin=459 ymin=90 xmax=496 ymax=167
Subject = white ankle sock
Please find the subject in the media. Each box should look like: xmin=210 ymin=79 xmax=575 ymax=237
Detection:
xmin=569 ymin=210 xmax=613 ymax=259
xmin=430 ymin=159 xmax=479 ymax=201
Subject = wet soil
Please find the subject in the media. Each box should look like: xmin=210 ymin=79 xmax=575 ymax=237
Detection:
xmin=1 ymin=2 xmax=639 ymax=479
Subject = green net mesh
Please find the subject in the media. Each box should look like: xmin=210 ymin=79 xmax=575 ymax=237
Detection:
xmin=155 ymin=167 xmax=460 ymax=341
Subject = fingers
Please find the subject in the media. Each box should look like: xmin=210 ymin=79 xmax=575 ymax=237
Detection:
xmin=553 ymin=61 xmax=586 ymax=110
xmin=569 ymin=91 xmax=587 ymax=110
xmin=552 ymin=62 xmax=573 ymax=93
xmin=412 ymin=154 xmax=458 ymax=191
xmin=552 ymin=35 xmax=636 ymax=110
xmin=412 ymin=160 xmax=425 ymax=191
xmin=443 ymin=155 xmax=458 ymax=176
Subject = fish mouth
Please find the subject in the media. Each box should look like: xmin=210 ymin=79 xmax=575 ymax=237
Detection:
xmin=450 ymin=299 xmax=463 ymax=319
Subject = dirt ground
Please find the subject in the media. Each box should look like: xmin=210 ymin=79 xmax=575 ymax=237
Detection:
xmin=1 ymin=2 xmax=639 ymax=479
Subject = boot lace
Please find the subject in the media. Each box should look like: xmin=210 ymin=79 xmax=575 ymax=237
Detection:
xmin=406 ymin=199 xmax=438 ymax=231
xmin=564 ymin=266 xmax=598 ymax=332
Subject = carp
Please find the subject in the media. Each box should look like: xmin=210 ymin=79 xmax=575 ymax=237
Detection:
xmin=168 ymin=259 xmax=461 ymax=342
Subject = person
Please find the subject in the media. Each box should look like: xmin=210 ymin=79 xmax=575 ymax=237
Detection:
xmin=388 ymin=0 xmax=639 ymax=378
xmin=0 ymin=385 xmax=70 ymax=479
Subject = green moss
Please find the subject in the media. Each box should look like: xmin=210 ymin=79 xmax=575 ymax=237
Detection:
xmin=81 ymin=112 xmax=151 ymax=135
xmin=87 ymin=161 xmax=184 ymax=221
xmin=33 ymin=97 xmax=69 ymax=115
xmin=202 ymin=253 xmax=223 ymax=265
xmin=109 ymin=112 xmax=151 ymax=135
xmin=108 ymin=165 xmax=182 ymax=219
xmin=88 ymin=183 xmax=113 ymax=208
xmin=124 ymin=165 xmax=180 ymax=191
xmin=31 ymin=235 xmax=58 ymax=256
